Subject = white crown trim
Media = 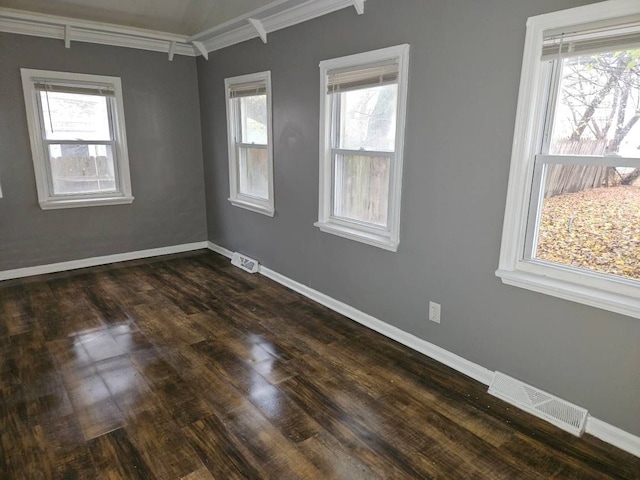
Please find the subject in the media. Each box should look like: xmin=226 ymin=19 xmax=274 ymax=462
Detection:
xmin=197 ymin=0 xmax=365 ymax=53
xmin=0 ymin=7 xmax=196 ymax=56
xmin=0 ymin=0 xmax=366 ymax=58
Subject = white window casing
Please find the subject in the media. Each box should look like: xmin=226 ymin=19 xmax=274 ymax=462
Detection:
xmin=497 ymin=0 xmax=640 ymax=319
xmin=20 ymin=69 xmax=134 ymax=209
xmin=316 ymin=44 xmax=410 ymax=252
xmin=224 ymin=71 xmax=274 ymax=217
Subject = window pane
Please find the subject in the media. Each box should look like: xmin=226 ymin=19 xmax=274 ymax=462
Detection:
xmin=337 ymin=84 xmax=397 ymax=152
xmin=239 ymin=95 xmax=268 ymax=144
xmin=333 ymin=153 xmax=390 ymax=227
xmin=549 ymin=51 xmax=640 ymax=158
xmin=238 ymin=146 xmax=269 ymax=199
xmin=534 ymin=163 xmax=640 ymax=281
xmin=48 ymin=144 xmax=116 ymax=195
xmin=40 ymin=91 xmax=111 ymax=141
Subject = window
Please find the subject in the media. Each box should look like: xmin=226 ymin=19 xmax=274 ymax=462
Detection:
xmin=497 ymin=0 xmax=640 ymax=318
xmin=20 ymin=69 xmax=133 ymax=209
xmin=225 ymin=71 xmax=274 ymax=216
xmin=316 ymin=44 xmax=410 ymax=251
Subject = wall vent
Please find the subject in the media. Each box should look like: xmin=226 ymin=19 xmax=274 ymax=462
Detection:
xmin=488 ymin=372 xmax=588 ymax=436
xmin=231 ymin=252 xmax=259 ymax=273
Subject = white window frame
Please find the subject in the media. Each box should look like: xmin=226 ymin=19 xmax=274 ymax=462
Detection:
xmin=497 ymin=0 xmax=640 ymax=319
xmin=315 ymin=44 xmax=410 ymax=252
xmin=224 ymin=71 xmax=274 ymax=217
xmin=20 ymin=69 xmax=133 ymax=210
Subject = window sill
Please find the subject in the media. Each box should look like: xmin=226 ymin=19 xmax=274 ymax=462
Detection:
xmin=39 ymin=195 xmax=134 ymax=210
xmin=228 ymin=198 xmax=274 ymax=217
xmin=314 ymin=221 xmax=398 ymax=252
xmin=495 ymin=267 xmax=640 ymax=320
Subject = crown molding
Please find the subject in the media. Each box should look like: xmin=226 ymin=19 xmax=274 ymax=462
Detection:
xmin=191 ymin=0 xmax=366 ymax=54
xmin=0 ymin=0 xmax=366 ymax=59
xmin=0 ymin=7 xmax=196 ymax=58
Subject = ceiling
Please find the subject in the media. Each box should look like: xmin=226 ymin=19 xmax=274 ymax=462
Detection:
xmin=0 ymin=0 xmax=282 ymax=35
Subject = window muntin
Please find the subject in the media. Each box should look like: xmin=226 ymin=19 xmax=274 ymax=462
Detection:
xmin=225 ymin=72 xmax=274 ymax=216
xmin=331 ymin=84 xmax=397 ymax=229
xmin=234 ymin=93 xmax=269 ymax=200
xmin=497 ymin=1 xmax=640 ymax=318
xmin=37 ymin=89 xmax=118 ymax=196
xmin=21 ymin=69 xmax=133 ymax=209
xmin=526 ymin=47 xmax=640 ymax=282
xmin=316 ymin=45 xmax=410 ymax=251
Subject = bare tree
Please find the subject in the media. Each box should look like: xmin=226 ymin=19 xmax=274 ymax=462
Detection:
xmin=547 ymin=49 xmax=640 ymax=196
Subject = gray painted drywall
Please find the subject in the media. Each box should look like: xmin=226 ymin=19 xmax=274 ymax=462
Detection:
xmin=0 ymin=33 xmax=207 ymax=270
xmin=198 ymin=0 xmax=640 ymax=436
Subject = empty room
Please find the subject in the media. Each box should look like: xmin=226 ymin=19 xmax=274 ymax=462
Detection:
xmin=1 ymin=0 xmax=639 ymax=478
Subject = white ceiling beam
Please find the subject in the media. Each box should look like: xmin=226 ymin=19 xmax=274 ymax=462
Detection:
xmin=352 ymin=0 xmax=365 ymax=15
xmin=247 ymin=18 xmax=267 ymax=43
xmin=168 ymin=41 xmax=176 ymax=61
xmin=191 ymin=41 xmax=208 ymax=60
xmin=64 ymin=24 xmax=71 ymax=48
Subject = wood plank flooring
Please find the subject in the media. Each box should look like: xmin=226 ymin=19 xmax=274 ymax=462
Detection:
xmin=0 ymin=250 xmax=638 ymax=479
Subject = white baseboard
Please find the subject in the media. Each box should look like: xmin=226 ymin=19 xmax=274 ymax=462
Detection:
xmin=208 ymin=242 xmax=492 ymax=382
xmin=207 ymin=241 xmax=640 ymax=458
xmin=259 ymin=264 xmax=494 ymax=385
xmin=0 ymin=241 xmax=208 ymax=281
xmin=587 ymin=417 xmax=640 ymax=458
xmin=206 ymin=241 xmax=233 ymax=259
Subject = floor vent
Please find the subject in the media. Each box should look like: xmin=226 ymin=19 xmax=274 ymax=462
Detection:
xmin=488 ymin=372 xmax=588 ymax=436
xmin=231 ymin=252 xmax=259 ymax=273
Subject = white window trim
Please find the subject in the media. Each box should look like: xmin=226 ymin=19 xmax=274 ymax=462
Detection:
xmin=224 ymin=71 xmax=275 ymax=217
xmin=20 ymin=69 xmax=134 ymax=210
xmin=497 ymin=0 xmax=640 ymax=319
xmin=315 ymin=44 xmax=410 ymax=252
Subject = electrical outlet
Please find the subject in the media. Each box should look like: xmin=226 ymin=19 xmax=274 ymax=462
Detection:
xmin=429 ymin=301 xmax=441 ymax=323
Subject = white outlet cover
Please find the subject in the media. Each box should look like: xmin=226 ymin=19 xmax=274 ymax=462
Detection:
xmin=429 ymin=301 xmax=441 ymax=323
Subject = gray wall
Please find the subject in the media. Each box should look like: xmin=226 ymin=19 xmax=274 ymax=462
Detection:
xmin=198 ymin=0 xmax=640 ymax=436
xmin=0 ymin=33 xmax=207 ymax=270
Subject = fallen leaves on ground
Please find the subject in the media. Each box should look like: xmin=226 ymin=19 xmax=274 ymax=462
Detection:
xmin=536 ymin=185 xmax=640 ymax=280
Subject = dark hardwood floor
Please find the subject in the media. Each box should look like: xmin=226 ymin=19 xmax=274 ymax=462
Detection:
xmin=0 ymin=250 xmax=638 ymax=479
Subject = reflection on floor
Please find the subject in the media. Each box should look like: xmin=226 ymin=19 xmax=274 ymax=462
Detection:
xmin=0 ymin=251 xmax=638 ymax=479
